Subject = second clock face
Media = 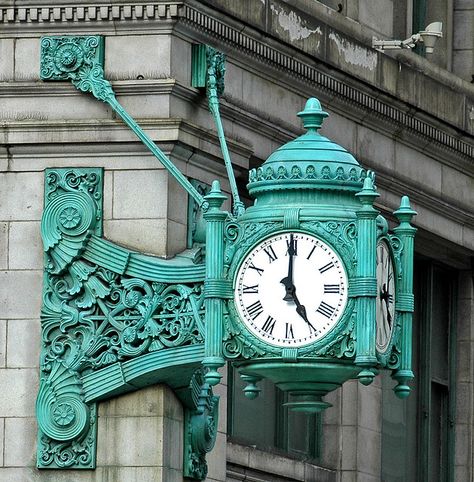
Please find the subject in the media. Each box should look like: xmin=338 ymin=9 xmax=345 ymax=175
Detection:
xmin=234 ymin=232 xmax=348 ymax=348
xmin=376 ymin=240 xmax=396 ymax=353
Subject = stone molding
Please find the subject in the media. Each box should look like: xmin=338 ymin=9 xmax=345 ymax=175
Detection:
xmin=179 ymin=4 xmax=474 ymax=162
xmin=0 ymin=2 xmax=182 ymax=24
xmin=2 ymin=2 xmax=471 ymax=163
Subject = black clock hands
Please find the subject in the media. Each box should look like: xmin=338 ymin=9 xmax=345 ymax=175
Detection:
xmin=281 ymin=234 xmax=296 ymax=301
xmin=293 ymin=291 xmax=317 ymax=332
xmin=380 ymin=278 xmax=393 ymax=328
xmin=280 ymin=235 xmax=316 ymax=332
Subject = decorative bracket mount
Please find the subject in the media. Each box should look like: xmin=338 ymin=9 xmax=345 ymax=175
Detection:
xmin=192 ymin=44 xmax=245 ymax=217
xmin=183 ymin=370 xmax=219 ymax=480
xmin=40 ymin=35 xmax=206 ymax=208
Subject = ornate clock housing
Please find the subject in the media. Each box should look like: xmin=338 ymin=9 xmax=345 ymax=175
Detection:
xmin=234 ymin=232 xmax=348 ymax=348
xmin=376 ymin=240 xmax=396 ymax=353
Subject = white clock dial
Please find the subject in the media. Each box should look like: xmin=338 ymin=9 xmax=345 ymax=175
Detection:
xmin=376 ymin=240 xmax=396 ymax=353
xmin=234 ymin=232 xmax=348 ymax=348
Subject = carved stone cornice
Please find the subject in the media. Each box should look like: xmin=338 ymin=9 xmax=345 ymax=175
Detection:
xmin=0 ymin=2 xmax=182 ymax=26
xmin=1 ymin=2 xmax=472 ymax=166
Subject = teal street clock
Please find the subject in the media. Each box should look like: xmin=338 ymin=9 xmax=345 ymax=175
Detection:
xmin=35 ymin=35 xmax=416 ymax=476
xmin=202 ymin=96 xmax=417 ymax=413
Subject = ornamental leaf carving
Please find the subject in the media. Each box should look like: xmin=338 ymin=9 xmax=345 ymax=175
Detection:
xmin=38 ymin=168 xmax=206 ymax=469
xmin=316 ymin=313 xmax=356 ymax=359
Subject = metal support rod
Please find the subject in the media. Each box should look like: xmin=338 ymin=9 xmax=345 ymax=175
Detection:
xmin=208 ymin=95 xmax=245 ymax=217
xmin=107 ymin=96 xmax=205 ymax=207
xmin=206 ymin=48 xmax=245 ymax=217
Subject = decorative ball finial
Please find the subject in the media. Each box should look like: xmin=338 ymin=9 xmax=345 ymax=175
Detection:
xmin=297 ymin=97 xmax=329 ymax=131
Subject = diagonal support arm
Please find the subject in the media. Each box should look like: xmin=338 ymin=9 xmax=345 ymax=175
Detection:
xmin=40 ymin=35 xmax=205 ymax=208
xmin=204 ymin=47 xmax=245 ymax=217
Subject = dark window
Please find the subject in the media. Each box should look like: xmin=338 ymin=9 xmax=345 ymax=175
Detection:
xmin=382 ymin=260 xmax=457 ymax=481
xmin=228 ymin=365 xmax=321 ymax=460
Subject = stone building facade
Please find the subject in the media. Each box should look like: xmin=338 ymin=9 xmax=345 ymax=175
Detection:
xmin=0 ymin=1 xmax=473 ymax=481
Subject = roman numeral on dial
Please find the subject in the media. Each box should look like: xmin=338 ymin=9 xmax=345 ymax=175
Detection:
xmin=263 ymin=245 xmax=278 ymax=263
xmin=324 ymin=284 xmax=340 ymax=294
xmin=286 ymin=237 xmax=298 ymax=256
xmin=246 ymin=300 xmax=263 ymax=320
xmin=248 ymin=263 xmax=264 ymax=276
xmin=319 ymin=262 xmax=334 ymax=274
xmin=242 ymin=284 xmax=259 ymax=294
xmin=285 ymin=323 xmax=294 ymax=339
xmin=262 ymin=316 xmax=276 ymax=334
xmin=316 ymin=301 xmax=335 ymax=318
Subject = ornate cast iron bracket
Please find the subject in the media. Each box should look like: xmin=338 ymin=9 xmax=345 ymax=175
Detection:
xmin=40 ymin=35 xmax=205 ymax=208
xmin=183 ymin=370 xmax=219 ymax=480
xmin=192 ymin=44 xmax=245 ymax=217
xmin=36 ymin=168 xmax=213 ymax=473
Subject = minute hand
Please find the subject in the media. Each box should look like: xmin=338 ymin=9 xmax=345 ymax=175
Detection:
xmin=280 ymin=235 xmax=296 ymax=301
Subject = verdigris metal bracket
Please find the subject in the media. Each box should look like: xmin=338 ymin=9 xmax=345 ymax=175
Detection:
xmin=38 ymin=36 xmax=229 ymax=477
xmin=37 ymin=167 xmax=216 ymax=475
xmin=40 ymin=35 xmax=205 ymax=208
xmin=192 ymin=44 xmax=245 ymax=217
xmin=182 ymin=369 xmax=219 ymax=480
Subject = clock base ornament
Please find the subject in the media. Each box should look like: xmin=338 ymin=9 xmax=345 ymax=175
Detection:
xmin=237 ymin=360 xmax=362 ymax=413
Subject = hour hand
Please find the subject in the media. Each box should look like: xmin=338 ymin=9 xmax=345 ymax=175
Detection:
xmin=294 ymin=294 xmax=317 ymax=332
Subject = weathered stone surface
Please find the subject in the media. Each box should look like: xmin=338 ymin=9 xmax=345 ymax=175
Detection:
xmin=104 ymin=35 xmax=171 ymax=81
xmin=0 ymin=39 xmax=14 ymax=82
xmin=99 ymin=385 xmax=183 ymax=421
xmin=358 ymin=383 xmax=382 ymax=432
xmin=0 ymin=417 xmax=4 ymax=466
xmin=0 ymin=319 xmax=6 ymax=367
xmin=341 ymin=379 xmax=358 ymax=426
xmin=0 ymin=173 xmax=43 ymax=221
xmin=97 ymin=416 xmax=164 ymax=466
xmin=358 ymin=0 xmax=393 ymax=36
xmin=8 ymin=221 xmax=42 ymax=270
xmin=327 ymin=29 xmax=378 ymax=85
xmin=166 ymin=219 xmax=187 ymax=256
xmin=104 ymin=219 xmax=167 ymax=255
xmin=356 ymin=427 xmax=381 ymax=477
xmin=14 ymin=38 xmax=40 ymax=81
xmin=4 ymin=417 xmax=37 ymax=467
xmin=206 ymin=431 xmax=227 ymax=481
xmin=0 ymin=223 xmax=7 ymax=269
xmin=0 ymin=271 xmax=42 ymax=319
xmin=268 ymin=2 xmax=325 ymax=57
xmin=113 ymin=169 xmax=167 ymax=220
xmin=0 ymin=368 xmax=38 ymax=417
xmin=453 ymin=10 xmax=474 ymax=50
xmin=341 ymin=426 xmax=357 ymax=470
xmin=7 ymin=319 xmax=41 ymax=368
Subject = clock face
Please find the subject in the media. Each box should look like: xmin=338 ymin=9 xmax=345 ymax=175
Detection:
xmin=376 ymin=240 xmax=396 ymax=353
xmin=234 ymin=232 xmax=348 ymax=348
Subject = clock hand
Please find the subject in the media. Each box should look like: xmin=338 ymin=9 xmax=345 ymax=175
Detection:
xmin=281 ymin=234 xmax=296 ymax=301
xmin=293 ymin=291 xmax=317 ymax=332
xmin=380 ymin=283 xmax=393 ymax=328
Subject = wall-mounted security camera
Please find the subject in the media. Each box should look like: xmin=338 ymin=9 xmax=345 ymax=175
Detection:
xmin=418 ymin=22 xmax=443 ymax=54
xmin=372 ymin=22 xmax=443 ymax=54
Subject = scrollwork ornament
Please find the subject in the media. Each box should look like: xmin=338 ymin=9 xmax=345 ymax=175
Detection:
xmin=316 ymin=313 xmax=356 ymax=359
xmin=184 ymin=371 xmax=219 ymax=480
xmin=41 ymin=36 xmax=114 ymax=103
xmin=38 ymin=168 xmax=207 ymax=469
